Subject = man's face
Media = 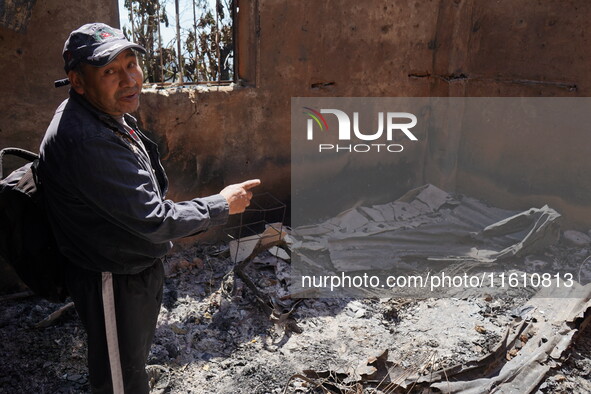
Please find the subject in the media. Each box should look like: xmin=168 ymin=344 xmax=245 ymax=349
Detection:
xmin=69 ymin=49 xmax=143 ymax=116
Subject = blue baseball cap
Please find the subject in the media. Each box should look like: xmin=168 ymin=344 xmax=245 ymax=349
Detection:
xmin=62 ymin=23 xmax=145 ymax=73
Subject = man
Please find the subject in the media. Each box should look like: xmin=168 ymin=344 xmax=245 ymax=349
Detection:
xmin=39 ymin=23 xmax=260 ymax=393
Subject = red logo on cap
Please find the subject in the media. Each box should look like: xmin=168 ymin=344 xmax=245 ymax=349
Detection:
xmin=100 ymin=32 xmax=113 ymax=39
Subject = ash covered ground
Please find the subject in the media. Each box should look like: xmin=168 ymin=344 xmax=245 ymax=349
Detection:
xmin=1 ymin=243 xmax=591 ymax=393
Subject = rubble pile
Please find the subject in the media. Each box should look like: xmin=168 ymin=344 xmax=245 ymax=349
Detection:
xmin=2 ymin=185 xmax=591 ymax=393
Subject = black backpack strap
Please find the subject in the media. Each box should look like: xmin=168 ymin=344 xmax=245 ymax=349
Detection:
xmin=0 ymin=148 xmax=39 ymax=179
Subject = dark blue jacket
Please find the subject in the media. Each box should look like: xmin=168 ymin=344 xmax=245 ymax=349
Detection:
xmin=39 ymin=90 xmax=229 ymax=274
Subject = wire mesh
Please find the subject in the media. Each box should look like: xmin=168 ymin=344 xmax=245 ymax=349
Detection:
xmin=223 ymin=192 xmax=287 ymax=264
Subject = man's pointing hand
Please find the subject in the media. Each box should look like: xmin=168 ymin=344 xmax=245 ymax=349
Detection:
xmin=219 ymin=179 xmax=261 ymax=214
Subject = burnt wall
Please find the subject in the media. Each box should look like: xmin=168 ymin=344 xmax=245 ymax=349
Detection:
xmin=137 ymin=0 xmax=441 ymax=216
xmin=137 ymin=0 xmax=590 ymax=228
xmin=451 ymin=1 xmax=591 ymax=227
xmin=0 ymin=0 xmax=590 ymax=226
xmin=0 ymin=0 xmax=119 ymax=153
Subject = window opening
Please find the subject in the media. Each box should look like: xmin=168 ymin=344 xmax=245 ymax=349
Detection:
xmin=120 ymin=0 xmax=236 ymax=86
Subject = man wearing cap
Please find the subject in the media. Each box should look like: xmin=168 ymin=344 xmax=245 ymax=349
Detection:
xmin=39 ymin=23 xmax=260 ymax=393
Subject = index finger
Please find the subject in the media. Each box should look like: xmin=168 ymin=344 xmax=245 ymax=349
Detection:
xmin=240 ymin=179 xmax=261 ymax=190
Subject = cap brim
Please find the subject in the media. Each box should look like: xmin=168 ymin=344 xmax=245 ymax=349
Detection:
xmin=87 ymin=40 xmax=146 ymax=68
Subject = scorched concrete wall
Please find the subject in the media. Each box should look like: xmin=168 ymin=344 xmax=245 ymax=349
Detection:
xmin=136 ymin=0 xmax=591 ymax=229
xmin=0 ymin=0 xmax=119 ymax=153
xmin=1 ymin=0 xmax=590 ymax=228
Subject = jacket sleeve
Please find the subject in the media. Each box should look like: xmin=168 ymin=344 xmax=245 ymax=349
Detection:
xmin=71 ymin=135 xmax=229 ymax=243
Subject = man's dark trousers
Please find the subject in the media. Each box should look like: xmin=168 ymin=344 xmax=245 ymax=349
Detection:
xmin=65 ymin=260 xmax=164 ymax=393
